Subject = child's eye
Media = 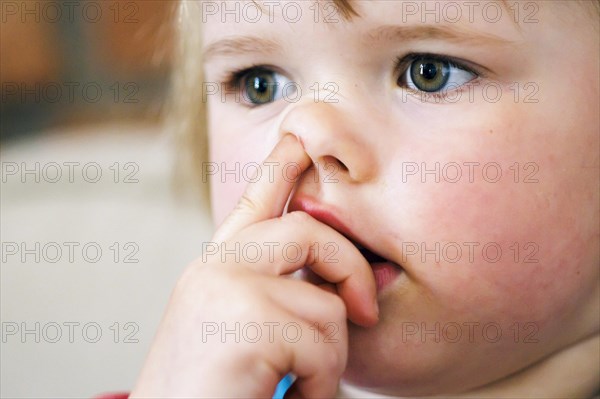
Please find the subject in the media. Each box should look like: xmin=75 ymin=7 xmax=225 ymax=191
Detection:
xmin=226 ymin=66 xmax=293 ymax=106
xmin=397 ymin=54 xmax=477 ymax=94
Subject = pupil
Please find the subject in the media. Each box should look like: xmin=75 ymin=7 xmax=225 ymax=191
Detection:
xmin=421 ymin=63 xmax=438 ymax=80
xmin=253 ymin=77 xmax=268 ymax=93
xmin=409 ymin=58 xmax=450 ymax=93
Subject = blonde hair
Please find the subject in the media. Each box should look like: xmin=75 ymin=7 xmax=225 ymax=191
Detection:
xmin=169 ymin=2 xmax=210 ymax=206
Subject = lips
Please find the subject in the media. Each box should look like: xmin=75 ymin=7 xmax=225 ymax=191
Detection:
xmin=288 ymin=196 xmax=403 ymax=292
xmin=354 ymin=243 xmax=402 ymax=292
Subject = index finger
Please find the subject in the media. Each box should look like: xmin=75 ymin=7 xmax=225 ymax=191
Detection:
xmin=212 ymin=134 xmax=312 ymax=243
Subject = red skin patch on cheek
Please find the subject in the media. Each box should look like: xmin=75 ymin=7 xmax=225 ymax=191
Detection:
xmin=402 ymin=176 xmax=570 ymax=321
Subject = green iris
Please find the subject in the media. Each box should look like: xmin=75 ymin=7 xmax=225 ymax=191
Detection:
xmin=244 ymin=70 xmax=278 ymax=105
xmin=410 ymin=57 xmax=451 ymax=92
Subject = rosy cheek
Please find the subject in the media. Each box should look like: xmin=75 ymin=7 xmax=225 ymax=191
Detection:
xmin=417 ymin=184 xmax=562 ymax=320
xmin=390 ymin=116 xmax=597 ymax=325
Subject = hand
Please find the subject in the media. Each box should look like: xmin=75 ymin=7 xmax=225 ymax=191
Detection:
xmin=130 ymin=134 xmax=378 ymax=398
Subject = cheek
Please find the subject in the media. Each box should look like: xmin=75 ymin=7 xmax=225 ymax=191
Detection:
xmin=208 ymin=134 xmax=259 ymax=226
xmin=388 ymin=110 xmax=599 ymax=325
xmin=210 ymin=175 xmax=244 ymax=226
xmin=417 ymin=183 xmax=581 ymax=323
xmin=344 ymin=107 xmax=599 ymax=391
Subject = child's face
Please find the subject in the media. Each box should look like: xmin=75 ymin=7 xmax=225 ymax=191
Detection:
xmin=202 ymin=0 xmax=599 ymax=394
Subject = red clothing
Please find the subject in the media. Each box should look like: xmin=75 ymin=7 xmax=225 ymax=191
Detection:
xmin=94 ymin=393 xmax=129 ymax=399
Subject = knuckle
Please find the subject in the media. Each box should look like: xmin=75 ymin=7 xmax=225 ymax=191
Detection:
xmin=236 ymin=191 xmax=262 ymax=214
xmin=235 ymin=187 xmax=265 ymax=217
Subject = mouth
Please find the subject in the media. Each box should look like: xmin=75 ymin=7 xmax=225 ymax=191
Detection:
xmin=350 ymin=239 xmax=403 ymax=293
xmin=288 ymin=198 xmax=403 ymax=292
xmin=353 ymin=241 xmax=387 ymax=263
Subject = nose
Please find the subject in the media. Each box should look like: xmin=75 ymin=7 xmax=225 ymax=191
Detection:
xmin=278 ymin=101 xmax=377 ymax=183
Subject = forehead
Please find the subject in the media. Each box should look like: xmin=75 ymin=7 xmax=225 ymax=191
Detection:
xmin=200 ymin=0 xmax=524 ymax=47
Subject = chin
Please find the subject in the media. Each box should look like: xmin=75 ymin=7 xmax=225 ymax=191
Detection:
xmin=341 ymin=324 xmax=429 ymax=395
xmin=342 ymin=320 xmax=478 ymax=396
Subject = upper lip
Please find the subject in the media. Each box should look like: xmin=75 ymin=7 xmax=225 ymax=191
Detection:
xmin=287 ymin=195 xmax=399 ymax=265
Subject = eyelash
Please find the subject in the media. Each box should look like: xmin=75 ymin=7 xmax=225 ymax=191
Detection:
xmin=222 ymin=63 xmax=275 ymax=91
xmin=395 ymin=53 xmax=483 ymax=101
xmin=220 ymin=53 xmax=483 ymax=105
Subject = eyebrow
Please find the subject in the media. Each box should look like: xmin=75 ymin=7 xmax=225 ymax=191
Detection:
xmin=203 ymin=36 xmax=282 ymax=62
xmin=364 ymin=25 xmax=514 ymax=47
xmin=203 ymin=25 xmax=513 ymax=62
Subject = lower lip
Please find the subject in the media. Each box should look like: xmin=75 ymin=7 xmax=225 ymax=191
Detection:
xmin=371 ymin=262 xmax=402 ymax=292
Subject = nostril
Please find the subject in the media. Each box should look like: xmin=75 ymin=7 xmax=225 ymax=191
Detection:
xmin=321 ymin=155 xmax=348 ymax=173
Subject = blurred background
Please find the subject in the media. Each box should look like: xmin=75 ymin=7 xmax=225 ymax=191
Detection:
xmin=1 ymin=0 xmax=172 ymax=138
xmin=1 ymin=1 xmax=213 ymax=397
